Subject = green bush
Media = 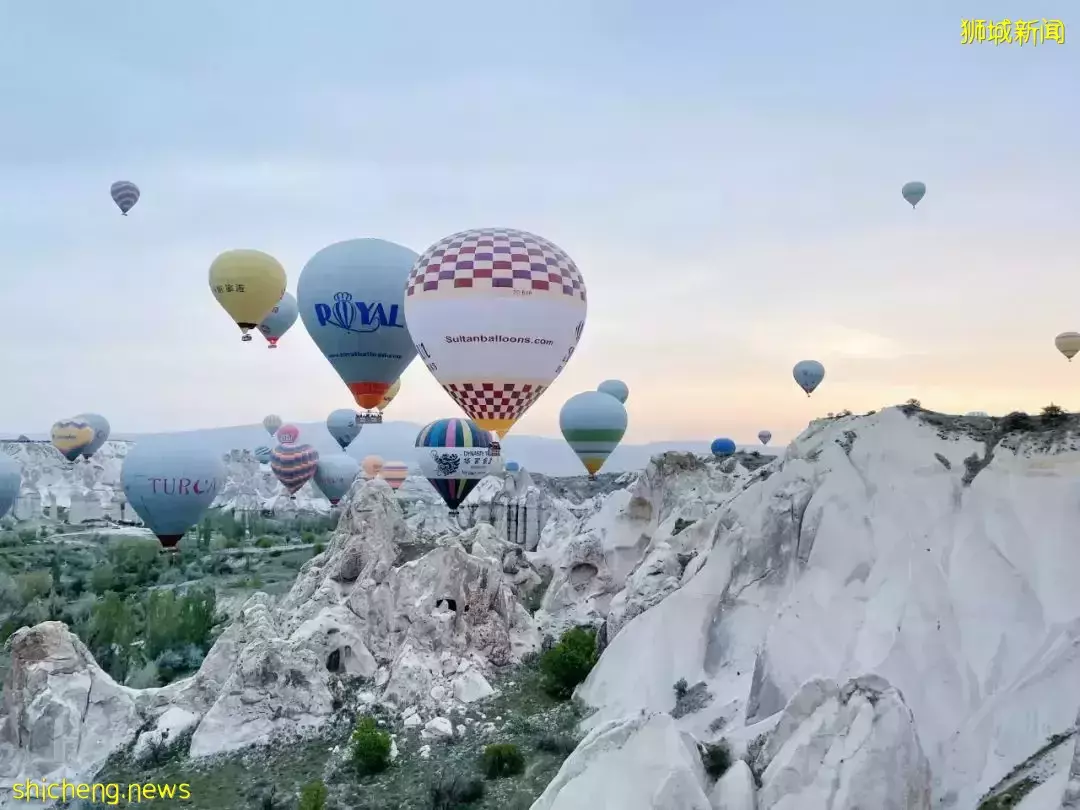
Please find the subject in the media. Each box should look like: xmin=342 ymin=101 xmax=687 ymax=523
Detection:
xmin=255 ymin=536 xmax=274 ymax=548
xmin=299 ymin=780 xmax=328 ymax=810
xmin=480 ymin=743 xmax=525 ymax=779
xmin=1042 ymin=403 xmax=1068 ymax=426
xmin=540 ymin=627 xmax=598 ymax=699
xmin=534 ymin=733 xmax=577 ymax=758
xmin=699 ymin=740 xmax=732 ymax=780
xmin=350 ymin=716 xmax=392 ymax=776
xmin=429 ymin=772 xmax=485 ymax=809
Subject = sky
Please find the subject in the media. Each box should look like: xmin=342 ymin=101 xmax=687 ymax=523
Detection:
xmin=1 ymin=1 xmax=1077 ymax=445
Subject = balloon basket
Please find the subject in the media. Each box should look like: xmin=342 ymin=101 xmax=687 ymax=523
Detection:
xmin=268 ymin=345 xmax=277 ymax=349
xmin=241 ymin=334 xmax=253 ymax=342
xmin=358 ymin=413 xmax=382 ymax=424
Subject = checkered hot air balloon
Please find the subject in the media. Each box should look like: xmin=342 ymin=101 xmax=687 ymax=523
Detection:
xmin=415 ymin=418 xmax=492 ymax=512
xmin=110 ymin=181 xmax=140 ymax=215
xmin=270 ymin=443 xmax=319 ymax=495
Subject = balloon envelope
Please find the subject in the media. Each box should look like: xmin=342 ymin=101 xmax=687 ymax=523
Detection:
xmin=258 ymin=291 xmax=298 ymax=348
xmin=326 ymin=409 xmax=362 ymax=450
xmin=597 ymin=379 xmax=629 ymax=404
xmin=0 ymin=454 xmax=21 ymax=520
xmin=505 ymin=461 xmax=520 ymax=473
xmin=793 ymin=360 xmax=825 ymax=396
xmin=404 ymin=228 xmax=588 ymax=438
xmin=297 ymin=238 xmax=419 ymax=410
xmin=1056 ymin=332 xmax=1080 ymax=361
xmin=378 ymin=461 xmax=409 ymax=490
xmin=263 ymin=414 xmax=283 ymax=436
xmin=253 ymin=446 xmax=272 ymax=464
xmin=362 ymin=455 xmax=385 ymax=478
xmin=276 ymin=424 xmax=300 ymax=445
xmin=377 ymin=378 xmax=401 ymax=412
xmin=758 ymin=430 xmax=772 ymax=445
xmin=51 ymin=418 xmax=95 ymax=462
xmin=209 ymin=249 xmax=287 ymax=339
xmin=121 ymin=441 xmax=223 ymax=548
xmin=74 ymin=413 xmax=111 ymax=458
xmin=711 ymin=438 xmax=736 ymax=457
xmin=415 ymin=418 xmax=492 ymax=510
xmin=559 ymin=391 xmax=627 ymax=476
xmin=314 ymin=454 xmax=360 ymax=505
xmin=110 ymin=180 xmax=140 ymax=215
xmin=901 ymin=181 xmax=926 ymax=208
xmin=270 ymin=443 xmax=319 ymax=495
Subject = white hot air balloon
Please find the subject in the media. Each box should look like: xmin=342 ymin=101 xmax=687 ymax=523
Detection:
xmin=1055 ymin=332 xmax=1080 ymax=362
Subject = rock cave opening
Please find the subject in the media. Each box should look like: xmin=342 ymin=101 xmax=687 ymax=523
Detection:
xmin=436 ymin=597 xmax=458 ymax=612
xmin=569 ymin=562 xmax=599 ymax=588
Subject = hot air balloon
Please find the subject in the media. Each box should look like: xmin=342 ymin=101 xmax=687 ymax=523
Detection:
xmin=758 ymin=430 xmax=772 ymax=446
xmin=362 ymin=455 xmax=385 ymax=478
xmin=314 ymin=454 xmax=360 ymax=505
xmin=121 ymin=440 xmax=224 ymax=549
xmin=1056 ymin=332 xmax=1080 ymax=361
xmin=559 ymin=391 xmax=627 ymax=479
xmin=965 ymin=411 xmax=989 ymax=417
xmin=258 ymin=291 xmax=299 ymax=348
xmin=51 ymin=417 xmax=95 ymax=462
xmin=378 ymin=461 xmax=409 ymax=491
xmin=209 ymin=249 xmax=287 ymax=342
xmin=276 ymin=424 xmax=300 ymax=445
xmin=711 ymin=438 xmax=736 ymax=457
xmin=0 ymin=454 xmax=21 ymax=520
xmin=263 ymin=414 xmax=283 ymax=436
xmin=270 ymin=443 xmax=319 ymax=496
xmin=110 ymin=181 xmax=140 ymax=215
xmin=416 ymin=418 xmax=492 ymax=513
xmin=253 ymin=446 xmax=272 ymax=464
xmin=901 ymin=181 xmax=926 ymax=208
xmin=505 ymin=461 xmax=520 ymax=473
xmin=297 ymin=238 xmax=418 ymax=415
xmin=793 ymin=360 xmax=825 ymax=396
xmin=404 ymin=228 xmax=588 ymax=439
xmin=377 ymin=378 xmax=401 ymax=412
xmin=597 ymin=379 xmax=629 ymax=404
xmin=73 ymin=413 xmax=111 ymax=459
xmin=326 ymin=410 xmax=362 ymax=450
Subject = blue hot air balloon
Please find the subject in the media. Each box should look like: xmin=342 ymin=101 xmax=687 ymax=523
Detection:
xmin=74 ymin=413 xmax=110 ymax=459
xmin=597 ymin=379 xmax=629 ymax=404
xmin=505 ymin=461 xmax=520 ymax=473
xmin=758 ymin=430 xmax=772 ymax=446
xmin=297 ymin=238 xmax=419 ymax=412
xmin=560 ymin=391 xmax=628 ymax=478
xmin=0 ymin=453 xmax=21 ymax=520
xmin=253 ymin=446 xmax=272 ymax=464
xmin=326 ymin=409 xmax=362 ymax=450
xmin=415 ymin=418 xmax=493 ymax=513
xmin=121 ymin=440 xmax=224 ymax=549
xmin=258 ymin=291 xmax=299 ymax=348
xmin=110 ymin=180 xmax=140 ymax=215
xmin=711 ymin=438 xmax=736 ymax=457
xmin=270 ymin=443 xmax=320 ymax=495
xmin=793 ymin=360 xmax=825 ymax=396
xmin=901 ymin=181 xmax=926 ymax=209
xmin=314 ymin=454 xmax=361 ymax=506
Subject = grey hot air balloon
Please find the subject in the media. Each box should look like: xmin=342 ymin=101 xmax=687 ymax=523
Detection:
xmin=597 ymin=379 xmax=629 ymax=404
xmin=258 ymin=291 xmax=299 ymax=348
xmin=326 ymin=409 xmax=362 ymax=450
xmin=901 ymin=181 xmax=926 ymax=209
xmin=121 ymin=440 xmax=224 ymax=549
xmin=0 ymin=453 xmax=21 ymax=520
xmin=263 ymin=414 xmax=283 ymax=437
xmin=793 ymin=360 xmax=825 ymax=396
xmin=314 ymin=454 xmax=361 ymax=506
xmin=74 ymin=413 xmax=111 ymax=459
xmin=110 ymin=181 xmax=140 ymax=215
xmin=758 ymin=430 xmax=772 ymax=445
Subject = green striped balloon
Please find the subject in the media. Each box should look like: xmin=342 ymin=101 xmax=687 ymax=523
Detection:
xmin=559 ymin=390 xmax=627 ymax=477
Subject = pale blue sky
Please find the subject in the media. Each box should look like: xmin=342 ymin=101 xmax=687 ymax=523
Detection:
xmin=1 ymin=1 xmax=1077 ymax=443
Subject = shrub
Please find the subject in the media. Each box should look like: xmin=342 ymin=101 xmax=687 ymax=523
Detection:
xmin=673 ymin=678 xmax=689 ymax=701
xmin=540 ymin=627 xmax=598 ymax=699
xmin=480 ymin=743 xmax=525 ymax=779
xmin=350 ymin=716 xmax=392 ymax=776
xmin=699 ymin=739 xmax=732 ymax=780
xmin=1042 ymin=403 xmax=1068 ymax=426
xmin=1000 ymin=411 xmax=1035 ymax=433
xmin=299 ymin=780 xmax=328 ymax=810
xmin=900 ymin=398 xmax=922 ymax=416
xmin=255 ymin=536 xmax=274 ymax=549
xmin=429 ymin=772 xmax=485 ymax=809
xmin=534 ymin=734 xmax=577 ymax=758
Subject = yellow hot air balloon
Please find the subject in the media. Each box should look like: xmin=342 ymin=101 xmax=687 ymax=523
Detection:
xmin=362 ymin=455 xmax=385 ymax=478
xmin=209 ymin=250 xmax=288 ymax=342
xmin=1056 ymin=332 xmax=1080 ymax=361
xmin=376 ymin=378 xmax=401 ymax=412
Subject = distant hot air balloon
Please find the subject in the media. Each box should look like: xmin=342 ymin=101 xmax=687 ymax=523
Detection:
xmin=559 ymin=391 xmax=627 ymax=479
xmin=253 ymin=446 xmax=272 ymax=464
xmin=505 ymin=461 xmax=520 ymax=473
xmin=258 ymin=291 xmax=299 ymax=349
xmin=711 ymin=438 xmax=736 ymax=457
xmin=378 ymin=461 xmax=409 ymax=490
xmin=901 ymin=181 xmax=926 ymax=209
xmin=263 ymin=414 xmax=283 ymax=437
xmin=297 ymin=239 xmax=419 ymax=411
xmin=1055 ymin=332 xmax=1080 ymax=361
xmin=326 ymin=410 xmax=362 ymax=450
xmin=51 ymin=418 xmax=95 ymax=462
xmin=74 ymin=413 xmax=111 ymax=459
xmin=377 ymin=378 xmax=401 ymax=413
xmin=793 ymin=360 xmax=825 ymax=396
xmin=758 ymin=430 xmax=772 ymax=446
xmin=362 ymin=455 xmax=385 ymax=478
xmin=965 ymin=411 xmax=989 ymax=418
xmin=209 ymin=249 xmax=287 ymax=342
xmin=404 ymin=228 xmax=588 ymax=439
xmin=314 ymin=454 xmax=360 ymax=505
xmin=110 ymin=181 xmax=140 ymax=215
xmin=121 ymin=440 xmax=223 ymax=549
xmin=270 ymin=443 xmax=319 ymax=495
xmin=0 ymin=453 xmax=21 ymax=520
xmin=276 ymin=424 xmax=300 ymax=445
xmin=597 ymin=379 xmax=629 ymax=404
xmin=415 ymin=418 xmax=493 ymax=512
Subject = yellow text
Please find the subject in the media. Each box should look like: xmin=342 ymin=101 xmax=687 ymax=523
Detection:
xmin=10 ymin=779 xmax=191 ymax=804
xmin=961 ymin=18 xmax=1066 ymax=45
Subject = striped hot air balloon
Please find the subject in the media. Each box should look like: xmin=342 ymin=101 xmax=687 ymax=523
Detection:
xmin=110 ymin=180 xmax=140 ymax=215
xmin=415 ymin=418 xmax=492 ymax=512
xmin=559 ymin=391 xmax=627 ymax=478
xmin=51 ymin=417 xmax=95 ymax=462
xmin=270 ymin=443 xmax=319 ymax=495
xmin=378 ymin=461 xmax=409 ymax=490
